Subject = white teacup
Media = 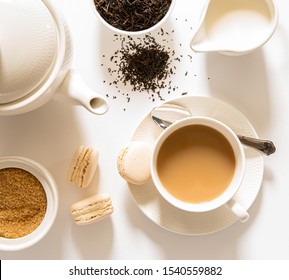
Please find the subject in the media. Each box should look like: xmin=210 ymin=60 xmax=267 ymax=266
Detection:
xmin=151 ymin=117 xmax=249 ymax=222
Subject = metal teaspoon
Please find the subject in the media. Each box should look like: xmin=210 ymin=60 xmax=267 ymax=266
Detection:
xmin=150 ymin=104 xmax=276 ymax=156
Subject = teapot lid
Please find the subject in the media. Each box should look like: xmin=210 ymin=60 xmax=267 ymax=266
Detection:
xmin=0 ymin=0 xmax=58 ymax=104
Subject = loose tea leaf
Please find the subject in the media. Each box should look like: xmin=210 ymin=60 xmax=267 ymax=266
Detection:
xmin=108 ymin=35 xmax=176 ymax=94
xmin=94 ymin=0 xmax=172 ymax=32
xmin=119 ymin=35 xmax=170 ymax=92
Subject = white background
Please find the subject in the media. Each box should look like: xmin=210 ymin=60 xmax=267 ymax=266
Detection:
xmin=1 ymin=0 xmax=289 ymax=260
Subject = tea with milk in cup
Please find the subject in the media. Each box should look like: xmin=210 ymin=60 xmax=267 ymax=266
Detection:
xmin=156 ymin=124 xmax=236 ymax=204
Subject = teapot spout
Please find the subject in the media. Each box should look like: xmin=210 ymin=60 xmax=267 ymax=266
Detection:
xmin=56 ymin=70 xmax=108 ymax=115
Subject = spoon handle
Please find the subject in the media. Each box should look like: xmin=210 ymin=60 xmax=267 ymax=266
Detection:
xmin=152 ymin=114 xmax=276 ymax=156
xmin=237 ymin=135 xmax=276 ymax=156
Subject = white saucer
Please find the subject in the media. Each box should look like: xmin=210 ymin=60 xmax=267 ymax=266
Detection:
xmin=128 ymin=96 xmax=264 ymax=235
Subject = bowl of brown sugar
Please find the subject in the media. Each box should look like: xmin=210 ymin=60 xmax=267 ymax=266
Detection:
xmin=0 ymin=156 xmax=58 ymax=251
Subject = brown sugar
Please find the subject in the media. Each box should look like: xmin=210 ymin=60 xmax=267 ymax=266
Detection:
xmin=0 ymin=168 xmax=47 ymax=239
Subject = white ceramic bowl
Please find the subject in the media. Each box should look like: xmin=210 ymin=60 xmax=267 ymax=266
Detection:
xmin=90 ymin=0 xmax=176 ymax=36
xmin=0 ymin=157 xmax=58 ymax=251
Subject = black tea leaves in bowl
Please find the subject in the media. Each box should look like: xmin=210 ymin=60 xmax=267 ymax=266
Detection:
xmin=94 ymin=0 xmax=173 ymax=32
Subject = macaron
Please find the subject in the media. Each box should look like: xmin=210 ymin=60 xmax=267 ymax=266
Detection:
xmin=68 ymin=145 xmax=99 ymax=188
xmin=117 ymin=141 xmax=152 ymax=185
xmin=70 ymin=194 xmax=113 ymax=225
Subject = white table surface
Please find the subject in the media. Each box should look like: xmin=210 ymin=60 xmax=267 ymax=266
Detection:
xmin=1 ymin=0 xmax=289 ymax=260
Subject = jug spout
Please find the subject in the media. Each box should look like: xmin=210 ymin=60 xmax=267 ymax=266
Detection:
xmin=56 ymin=70 xmax=109 ymax=115
xmin=190 ymin=28 xmax=217 ymax=53
xmin=191 ymin=33 xmax=228 ymax=54
xmin=190 ymin=0 xmax=227 ymax=53
xmin=190 ymin=1 xmax=224 ymax=53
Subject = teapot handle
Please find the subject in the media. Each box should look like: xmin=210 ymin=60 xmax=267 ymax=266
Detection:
xmin=57 ymin=70 xmax=109 ymax=115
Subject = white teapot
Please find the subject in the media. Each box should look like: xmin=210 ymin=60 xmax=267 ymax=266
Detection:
xmin=0 ymin=0 xmax=108 ymax=115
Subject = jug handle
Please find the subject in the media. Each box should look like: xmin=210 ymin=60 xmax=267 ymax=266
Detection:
xmin=57 ymin=70 xmax=109 ymax=115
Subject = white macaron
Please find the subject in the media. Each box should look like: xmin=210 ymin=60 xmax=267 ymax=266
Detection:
xmin=70 ymin=194 xmax=113 ymax=225
xmin=68 ymin=145 xmax=99 ymax=188
xmin=117 ymin=141 xmax=152 ymax=185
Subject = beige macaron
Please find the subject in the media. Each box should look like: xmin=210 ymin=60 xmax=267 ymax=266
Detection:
xmin=70 ymin=194 xmax=113 ymax=225
xmin=68 ymin=145 xmax=99 ymax=188
xmin=117 ymin=141 xmax=152 ymax=185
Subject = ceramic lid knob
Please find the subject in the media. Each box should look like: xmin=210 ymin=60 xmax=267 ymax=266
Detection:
xmin=0 ymin=0 xmax=58 ymax=103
